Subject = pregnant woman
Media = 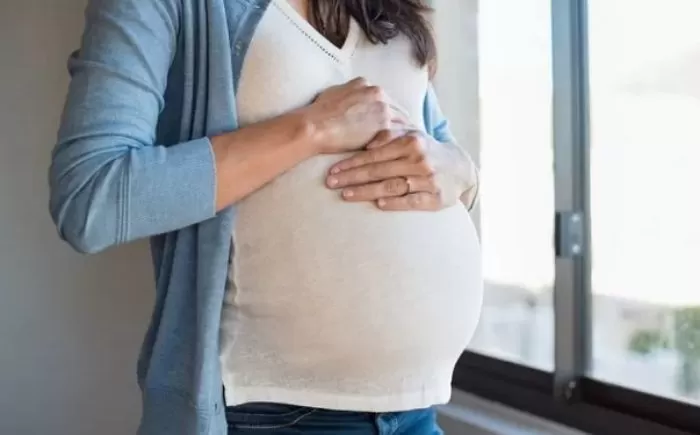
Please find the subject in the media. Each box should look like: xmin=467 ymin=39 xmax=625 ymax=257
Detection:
xmin=49 ymin=0 xmax=482 ymax=434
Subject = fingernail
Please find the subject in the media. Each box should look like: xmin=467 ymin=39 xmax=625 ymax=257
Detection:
xmin=378 ymin=199 xmax=386 ymax=207
xmin=327 ymin=177 xmax=338 ymax=187
xmin=330 ymin=166 xmax=340 ymax=175
xmin=343 ymin=189 xmax=354 ymax=198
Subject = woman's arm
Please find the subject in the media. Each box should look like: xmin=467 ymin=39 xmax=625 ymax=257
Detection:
xmin=212 ymin=77 xmax=404 ymax=211
xmin=50 ymin=0 xmax=394 ymax=254
xmin=50 ymin=0 xmax=214 ymax=254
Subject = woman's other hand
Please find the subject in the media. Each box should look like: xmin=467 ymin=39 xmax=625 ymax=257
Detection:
xmin=300 ymin=77 xmax=407 ymax=155
xmin=326 ymin=130 xmax=479 ymax=211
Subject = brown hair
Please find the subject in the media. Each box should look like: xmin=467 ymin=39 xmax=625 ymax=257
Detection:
xmin=309 ymin=0 xmax=436 ymax=72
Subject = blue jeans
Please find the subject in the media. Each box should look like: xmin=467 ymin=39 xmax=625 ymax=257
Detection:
xmin=226 ymin=403 xmax=444 ymax=434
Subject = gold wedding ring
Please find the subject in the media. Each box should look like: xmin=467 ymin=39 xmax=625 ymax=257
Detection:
xmin=401 ymin=176 xmax=413 ymax=196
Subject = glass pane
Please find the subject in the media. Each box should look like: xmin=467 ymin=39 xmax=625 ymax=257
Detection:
xmin=433 ymin=0 xmax=555 ymax=370
xmin=589 ymin=0 xmax=700 ymax=404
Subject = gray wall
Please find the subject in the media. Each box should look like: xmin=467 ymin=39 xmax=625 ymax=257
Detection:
xmin=0 ymin=2 xmax=153 ymax=434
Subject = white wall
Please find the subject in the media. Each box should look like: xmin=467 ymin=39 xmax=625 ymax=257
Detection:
xmin=0 ymin=2 xmax=153 ymax=434
xmin=433 ymin=0 xmax=480 ymax=158
xmin=432 ymin=0 xmax=482 ymax=231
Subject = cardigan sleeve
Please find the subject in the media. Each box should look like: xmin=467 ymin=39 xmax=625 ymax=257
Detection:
xmin=49 ymin=0 xmax=217 ymax=254
xmin=422 ymin=83 xmax=480 ymax=211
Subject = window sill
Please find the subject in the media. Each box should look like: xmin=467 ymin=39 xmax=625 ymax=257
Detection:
xmin=437 ymin=390 xmax=588 ymax=435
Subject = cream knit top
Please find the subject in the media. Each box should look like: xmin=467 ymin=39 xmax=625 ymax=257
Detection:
xmin=220 ymin=0 xmax=483 ymax=412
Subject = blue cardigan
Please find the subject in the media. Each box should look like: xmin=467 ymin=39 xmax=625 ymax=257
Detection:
xmin=49 ymin=0 xmax=456 ymax=433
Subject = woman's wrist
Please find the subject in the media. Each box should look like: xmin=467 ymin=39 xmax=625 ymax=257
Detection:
xmin=208 ymin=110 xmax=325 ymax=210
xmin=217 ymin=111 xmax=321 ymax=159
xmin=293 ymin=107 xmax=331 ymax=155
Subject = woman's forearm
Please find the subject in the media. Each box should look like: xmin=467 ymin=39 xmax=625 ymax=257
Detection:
xmin=211 ymin=112 xmax=319 ymax=211
xmin=211 ymin=77 xmax=404 ymax=211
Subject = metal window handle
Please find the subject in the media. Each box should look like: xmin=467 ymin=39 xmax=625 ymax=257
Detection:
xmin=556 ymin=211 xmax=585 ymax=258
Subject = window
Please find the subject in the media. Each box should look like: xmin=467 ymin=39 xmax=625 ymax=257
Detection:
xmin=588 ymin=0 xmax=700 ymax=405
xmin=433 ymin=0 xmax=700 ymax=433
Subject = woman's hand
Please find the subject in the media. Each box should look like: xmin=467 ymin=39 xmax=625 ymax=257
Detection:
xmin=326 ymin=130 xmax=478 ymax=211
xmin=299 ymin=78 xmax=407 ymax=154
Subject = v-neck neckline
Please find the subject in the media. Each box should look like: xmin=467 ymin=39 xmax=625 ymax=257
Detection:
xmin=273 ymin=0 xmax=360 ymax=63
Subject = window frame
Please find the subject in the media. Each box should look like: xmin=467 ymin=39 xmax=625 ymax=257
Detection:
xmin=454 ymin=352 xmax=700 ymax=434
xmin=452 ymin=1 xmax=700 ymax=434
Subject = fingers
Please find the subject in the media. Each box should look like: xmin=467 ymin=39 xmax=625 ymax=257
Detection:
xmin=366 ymin=125 xmax=417 ymax=150
xmin=377 ymin=193 xmax=442 ymax=211
xmin=321 ymin=77 xmax=376 ymax=103
xmin=341 ymin=176 xmax=438 ymax=202
xmin=346 ymin=78 xmax=410 ymax=124
xmin=331 ymin=132 xmax=408 ymax=173
xmin=330 ymin=133 xmax=427 ymax=174
xmin=369 ymin=132 xmax=426 ymax=159
xmin=347 ymin=76 xmax=370 ymax=89
xmin=363 ymin=88 xmax=409 ymax=128
xmin=327 ymin=158 xmax=433 ymax=188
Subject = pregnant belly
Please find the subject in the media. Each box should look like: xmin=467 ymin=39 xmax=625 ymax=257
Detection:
xmin=228 ymin=155 xmax=483 ymax=373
